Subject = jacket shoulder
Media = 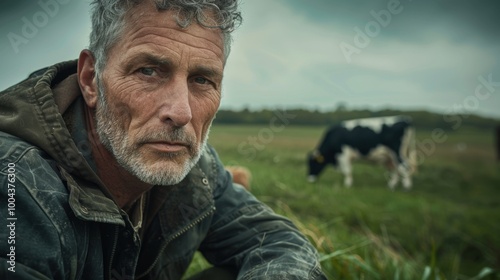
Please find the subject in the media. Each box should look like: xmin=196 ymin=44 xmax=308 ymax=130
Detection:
xmin=0 ymin=131 xmax=42 ymax=165
xmin=0 ymin=131 xmax=63 ymax=193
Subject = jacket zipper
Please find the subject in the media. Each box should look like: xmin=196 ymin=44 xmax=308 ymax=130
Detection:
xmin=135 ymin=206 xmax=216 ymax=279
xmin=108 ymin=225 xmax=120 ymax=280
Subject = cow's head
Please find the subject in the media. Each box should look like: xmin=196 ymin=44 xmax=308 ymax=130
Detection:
xmin=307 ymin=150 xmax=327 ymax=183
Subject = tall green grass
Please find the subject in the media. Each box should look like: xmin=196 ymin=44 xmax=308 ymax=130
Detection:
xmin=183 ymin=125 xmax=500 ymax=279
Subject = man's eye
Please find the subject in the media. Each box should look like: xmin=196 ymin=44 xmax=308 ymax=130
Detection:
xmin=139 ymin=67 xmax=155 ymax=76
xmin=194 ymin=77 xmax=208 ymax=84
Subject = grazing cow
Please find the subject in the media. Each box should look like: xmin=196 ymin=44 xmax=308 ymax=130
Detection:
xmin=307 ymin=116 xmax=416 ymax=189
xmin=226 ymin=165 xmax=252 ymax=191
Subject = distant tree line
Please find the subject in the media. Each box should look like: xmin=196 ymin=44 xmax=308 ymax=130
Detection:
xmin=213 ymin=108 xmax=500 ymax=131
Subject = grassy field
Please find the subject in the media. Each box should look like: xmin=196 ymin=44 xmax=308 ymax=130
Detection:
xmin=184 ymin=124 xmax=500 ymax=279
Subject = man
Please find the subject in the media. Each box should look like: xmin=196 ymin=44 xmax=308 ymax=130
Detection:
xmin=0 ymin=0 xmax=326 ymax=279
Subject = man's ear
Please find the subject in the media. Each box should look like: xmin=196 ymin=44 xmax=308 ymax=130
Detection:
xmin=77 ymin=49 xmax=99 ymax=109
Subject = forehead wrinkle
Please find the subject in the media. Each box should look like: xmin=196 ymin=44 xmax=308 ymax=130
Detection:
xmin=134 ymin=25 xmax=222 ymax=54
xmin=122 ymin=4 xmax=224 ymax=54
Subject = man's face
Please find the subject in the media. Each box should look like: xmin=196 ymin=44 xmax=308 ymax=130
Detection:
xmin=95 ymin=3 xmax=224 ymax=186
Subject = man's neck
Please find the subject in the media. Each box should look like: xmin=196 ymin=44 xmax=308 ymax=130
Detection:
xmin=84 ymin=104 xmax=153 ymax=210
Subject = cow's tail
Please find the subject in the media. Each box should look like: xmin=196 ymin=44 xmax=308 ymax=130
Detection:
xmin=402 ymin=126 xmax=418 ymax=174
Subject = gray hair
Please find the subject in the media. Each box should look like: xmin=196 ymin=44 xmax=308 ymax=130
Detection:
xmin=88 ymin=0 xmax=242 ymax=77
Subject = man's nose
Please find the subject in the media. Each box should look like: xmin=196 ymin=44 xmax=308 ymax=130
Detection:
xmin=158 ymin=77 xmax=192 ymax=127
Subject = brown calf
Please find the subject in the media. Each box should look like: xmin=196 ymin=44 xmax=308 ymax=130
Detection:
xmin=225 ymin=166 xmax=252 ymax=191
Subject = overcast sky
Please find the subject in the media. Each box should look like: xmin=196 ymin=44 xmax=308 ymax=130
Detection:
xmin=1 ymin=0 xmax=499 ymax=118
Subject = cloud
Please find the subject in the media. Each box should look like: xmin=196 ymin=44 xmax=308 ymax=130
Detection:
xmin=221 ymin=0 xmax=499 ymax=118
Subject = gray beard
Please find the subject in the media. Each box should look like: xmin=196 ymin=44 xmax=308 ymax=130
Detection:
xmin=94 ymin=84 xmax=209 ymax=186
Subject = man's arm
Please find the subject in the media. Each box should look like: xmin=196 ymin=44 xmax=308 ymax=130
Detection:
xmin=199 ymin=147 xmax=327 ymax=280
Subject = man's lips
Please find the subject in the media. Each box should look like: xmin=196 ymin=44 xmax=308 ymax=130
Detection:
xmin=144 ymin=141 xmax=189 ymax=153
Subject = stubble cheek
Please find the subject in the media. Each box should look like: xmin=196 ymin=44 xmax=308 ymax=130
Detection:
xmin=197 ymin=93 xmax=220 ymax=142
xmin=98 ymin=80 xmax=144 ymax=148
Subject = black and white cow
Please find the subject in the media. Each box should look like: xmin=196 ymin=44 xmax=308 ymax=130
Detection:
xmin=307 ymin=116 xmax=416 ymax=189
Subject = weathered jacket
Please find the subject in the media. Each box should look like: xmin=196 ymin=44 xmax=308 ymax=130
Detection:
xmin=0 ymin=60 xmax=326 ymax=279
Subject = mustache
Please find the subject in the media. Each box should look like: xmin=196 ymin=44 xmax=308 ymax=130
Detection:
xmin=136 ymin=128 xmax=196 ymax=147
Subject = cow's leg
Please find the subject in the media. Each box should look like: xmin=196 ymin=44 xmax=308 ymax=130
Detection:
xmin=338 ymin=153 xmax=353 ymax=187
xmin=388 ymin=170 xmax=399 ymax=190
xmin=398 ymin=127 xmax=415 ymax=189
xmin=394 ymin=150 xmax=412 ymax=189
xmin=344 ymin=173 xmax=353 ymax=187
xmin=398 ymin=164 xmax=412 ymax=189
xmin=384 ymin=153 xmax=399 ymax=190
